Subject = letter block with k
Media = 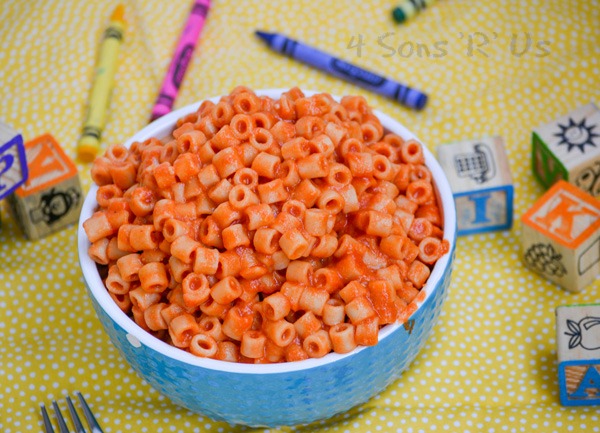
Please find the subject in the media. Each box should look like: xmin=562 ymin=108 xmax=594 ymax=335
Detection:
xmin=522 ymin=180 xmax=600 ymax=292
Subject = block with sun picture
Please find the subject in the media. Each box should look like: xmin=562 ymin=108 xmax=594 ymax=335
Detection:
xmin=532 ymin=102 xmax=600 ymax=197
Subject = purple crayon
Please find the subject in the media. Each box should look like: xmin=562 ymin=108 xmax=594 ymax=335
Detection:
xmin=150 ymin=0 xmax=211 ymax=122
xmin=255 ymin=30 xmax=427 ymax=110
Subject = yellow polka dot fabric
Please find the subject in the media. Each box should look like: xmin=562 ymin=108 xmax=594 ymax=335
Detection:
xmin=1 ymin=0 xmax=599 ymax=431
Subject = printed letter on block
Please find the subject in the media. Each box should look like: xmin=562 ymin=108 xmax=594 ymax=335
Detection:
xmin=7 ymin=134 xmax=83 ymax=240
xmin=0 ymin=121 xmax=28 ymax=201
xmin=556 ymin=304 xmax=600 ymax=406
xmin=436 ymin=136 xmax=513 ymax=235
xmin=521 ymin=180 xmax=600 ymax=292
xmin=532 ymin=103 xmax=600 ymax=196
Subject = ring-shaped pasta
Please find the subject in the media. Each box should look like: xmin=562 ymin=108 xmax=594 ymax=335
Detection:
xmin=85 ymin=88 xmax=449 ymax=363
xmin=317 ymin=189 xmax=345 ymax=214
xmin=190 ymin=333 xmax=219 ymax=358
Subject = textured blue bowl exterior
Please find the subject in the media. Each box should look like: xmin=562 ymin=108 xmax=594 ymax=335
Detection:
xmin=84 ymin=246 xmax=454 ymax=428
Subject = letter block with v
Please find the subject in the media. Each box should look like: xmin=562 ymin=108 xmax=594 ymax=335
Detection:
xmin=521 ymin=180 xmax=600 ymax=292
xmin=7 ymin=134 xmax=83 ymax=240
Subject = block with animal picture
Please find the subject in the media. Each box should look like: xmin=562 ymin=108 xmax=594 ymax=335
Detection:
xmin=532 ymin=102 xmax=600 ymax=196
xmin=7 ymin=133 xmax=83 ymax=240
xmin=521 ymin=180 xmax=600 ymax=292
xmin=556 ymin=303 xmax=600 ymax=406
xmin=436 ymin=135 xmax=513 ymax=235
xmin=0 ymin=120 xmax=28 ymax=201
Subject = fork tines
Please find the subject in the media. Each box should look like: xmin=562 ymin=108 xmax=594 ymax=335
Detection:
xmin=40 ymin=392 xmax=104 ymax=433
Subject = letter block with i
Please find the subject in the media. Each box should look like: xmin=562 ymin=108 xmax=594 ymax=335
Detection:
xmin=521 ymin=180 xmax=600 ymax=292
xmin=436 ymin=136 xmax=514 ymax=236
xmin=7 ymin=134 xmax=83 ymax=240
xmin=532 ymin=102 xmax=600 ymax=197
xmin=556 ymin=303 xmax=600 ymax=406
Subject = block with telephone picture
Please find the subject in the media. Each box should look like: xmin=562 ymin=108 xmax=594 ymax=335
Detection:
xmin=436 ymin=136 xmax=513 ymax=235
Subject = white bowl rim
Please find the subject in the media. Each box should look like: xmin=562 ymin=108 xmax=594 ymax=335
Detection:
xmin=78 ymin=88 xmax=456 ymax=375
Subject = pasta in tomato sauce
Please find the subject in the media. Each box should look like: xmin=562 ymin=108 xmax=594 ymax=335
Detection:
xmin=83 ymin=87 xmax=449 ymax=363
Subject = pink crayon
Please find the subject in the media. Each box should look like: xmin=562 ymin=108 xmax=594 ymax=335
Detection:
xmin=150 ymin=0 xmax=211 ymax=122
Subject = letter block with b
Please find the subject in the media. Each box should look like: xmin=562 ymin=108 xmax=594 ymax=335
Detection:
xmin=556 ymin=303 xmax=600 ymax=406
xmin=521 ymin=180 xmax=600 ymax=292
xmin=532 ymin=102 xmax=600 ymax=197
xmin=7 ymin=134 xmax=83 ymax=240
xmin=436 ymin=136 xmax=513 ymax=235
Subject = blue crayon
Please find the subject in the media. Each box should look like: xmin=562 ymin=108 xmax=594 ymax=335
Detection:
xmin=255 ymin=30 xmax=427 ymax=110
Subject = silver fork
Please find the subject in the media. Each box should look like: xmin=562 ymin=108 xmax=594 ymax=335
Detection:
xmin=40 ymin=392 xmax=104 ymax=433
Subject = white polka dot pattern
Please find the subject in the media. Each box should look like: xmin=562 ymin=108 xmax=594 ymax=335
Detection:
xmin=0 ymin=0 xmax=599 ymax=432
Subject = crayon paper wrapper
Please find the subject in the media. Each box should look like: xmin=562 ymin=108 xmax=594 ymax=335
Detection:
xmin=1 ymin=0 xmax=599 ymax=432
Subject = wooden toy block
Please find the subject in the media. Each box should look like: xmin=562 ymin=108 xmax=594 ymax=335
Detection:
xmin=556 ymin=303 xmax=600 ymax=406
xmin=0 ymin=120 xmax=28 ymax=201
xmin=521 ymin=180 xmax=600 ymax=292
xmin=7 ymin=133 xmax=83 ymax=240
xmin=532 ymin=102 xmax=600 ymax=196
xmin=436 ymin=136 xmax=513 ymax=235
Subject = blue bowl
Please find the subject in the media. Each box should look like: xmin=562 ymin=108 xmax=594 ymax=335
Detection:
xmin=78 ymin=89 xmax=457 ymax=428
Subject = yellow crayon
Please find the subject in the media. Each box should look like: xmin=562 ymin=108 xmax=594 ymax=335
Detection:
xmin=77 ymin=4 xmax=125 ymax=162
